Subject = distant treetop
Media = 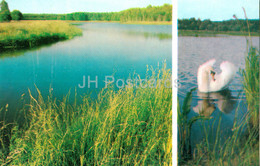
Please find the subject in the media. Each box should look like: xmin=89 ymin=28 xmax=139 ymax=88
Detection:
xmin=0 ymin=0 xmax=12 ymax=22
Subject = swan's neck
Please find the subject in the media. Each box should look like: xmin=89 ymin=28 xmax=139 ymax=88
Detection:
xmin=198 ymin=70 xmax=210 ymax=92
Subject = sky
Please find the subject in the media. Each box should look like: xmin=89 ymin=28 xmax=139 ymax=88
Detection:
xmin=178 ymin=0 xmax=259 ymax=21
xmin=7 ymin=0 xmax=171 ymax=13
xmin=5 ymin=0 xmax=259 ymax=21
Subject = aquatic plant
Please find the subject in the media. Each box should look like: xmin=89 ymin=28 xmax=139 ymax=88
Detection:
xmin=178 ymin=88 xmax=212 ymax=163
xmin=241 ymin=47 xmax=259 ymax=130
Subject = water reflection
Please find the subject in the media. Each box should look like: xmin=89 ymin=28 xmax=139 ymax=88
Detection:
xmin=126 ymin=31 xmax=172 ymax=40
xmin=0 ymin=42 xmax=60 ymax=59
xmin=193 ymin=89 xmax=237 ymax=115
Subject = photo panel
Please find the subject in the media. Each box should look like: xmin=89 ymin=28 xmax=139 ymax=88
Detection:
xmin=0 ymin=0 xmax=173 ymax=165
xmin=177 ymin=0 xmax=259 ymax=165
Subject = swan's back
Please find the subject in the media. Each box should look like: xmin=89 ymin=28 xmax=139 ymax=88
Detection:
xmin=220 ymin=61 xmax=237 ymax=79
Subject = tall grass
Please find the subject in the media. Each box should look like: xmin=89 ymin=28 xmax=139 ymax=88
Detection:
xmin=178 ymin=89 xmax=212 ymax=164
xmin=0 ymin=21 xmax=82 ymax=51
xmin=241 ymin=47 xmax=259 ymax=130
xmin=0 ymin=66 xmax=172 ymax=165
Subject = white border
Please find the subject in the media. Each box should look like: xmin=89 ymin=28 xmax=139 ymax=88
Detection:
xmin=172 ymin=0 xmax=178 ymax=165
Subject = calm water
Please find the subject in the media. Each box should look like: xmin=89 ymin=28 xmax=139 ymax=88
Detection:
xmin=0 ymin=23 xmax=172 ymax=121
xmin=178 ymin=36 xmax=259 ymax=146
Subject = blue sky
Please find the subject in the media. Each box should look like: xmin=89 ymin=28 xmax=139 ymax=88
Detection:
xmin=7 ymin=0 xmax=171 ymax=13
xmin=178 ymin=0 xmax=259 ymax=21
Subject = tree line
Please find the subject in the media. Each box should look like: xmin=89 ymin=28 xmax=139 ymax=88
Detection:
xmin=178 ymin=18 xmax=259 ymax=32
xmin=1 ymin=0 xmax=258 ymax=34
xmin=22 ymin=4 xmax=172 ymax=22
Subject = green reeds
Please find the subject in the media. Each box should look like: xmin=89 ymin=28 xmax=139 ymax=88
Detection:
xmin=0 ymin=65 xmax=172 ymax=165
xmin=240 ymin=47 xmax=259 ymax=130
xmin=0 ymin=21 xmax=82 ymax=51
xmin=178 ymin=88 xmax=212 ymax=163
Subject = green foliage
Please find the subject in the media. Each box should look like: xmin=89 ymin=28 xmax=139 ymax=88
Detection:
xmin=72 ymin=12 xmax=87 ymax=21
xmin=0 ymin=65 xmax=172 ymax=165
xmin=120 ymin=4 xmax=172 ymax=22
xmin=22 ymin=4 xmax=172 ymax=22
xmin=0 ymin=0 xmax=11 ymax=22
xmin=11 ymin=10 xmax=23 ymax=20
xmin=178 ymin=18 xmax=259 ymax=32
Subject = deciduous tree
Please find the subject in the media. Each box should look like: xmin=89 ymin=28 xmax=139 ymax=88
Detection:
xmin=11 ymin=10 xmax=23 ymax=21
xmin=0 ymin=0 xmax=12 ymax=22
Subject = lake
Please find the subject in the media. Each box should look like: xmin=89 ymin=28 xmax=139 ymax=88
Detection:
xmin=178 ymin=36 xmax=259 ymax=147
xmin=0 ymin=22 xmax=172 ymax=122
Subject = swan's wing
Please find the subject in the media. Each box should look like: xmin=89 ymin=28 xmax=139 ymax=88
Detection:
xmin=199 ymin=59 xmax=216 ymax=69
xmin=209 ymin=61 xmax=237 ymax=92
xmin=215 ymin=61 xmax=237 ymax=89
xmin=220 ymin=61 xmax=237 ymax=77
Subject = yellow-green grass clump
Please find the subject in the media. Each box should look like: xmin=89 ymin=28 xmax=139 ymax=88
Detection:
xmin=0 ymin=21 xmax=82 ymax=51
xmin=241 ymin=47 xmax=259 ymax=129
xmin=0 ymin=66 xmax=172 ymax=165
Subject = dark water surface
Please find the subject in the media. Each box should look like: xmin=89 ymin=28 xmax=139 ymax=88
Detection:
xmin=178 ymin=36 xmax=259 ymax=147
xmin=0 ymin=23 xmax=172 ymax=121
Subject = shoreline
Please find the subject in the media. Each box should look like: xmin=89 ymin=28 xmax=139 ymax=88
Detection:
xmin=66 ymin=20 xmax=172 ymax=25
xmin=179 ymin=30 xmax=259 ymax=37
xmin=0 ymin=20 xmax=171 ymax=53
xmin=21 ymin=20 xmax=172 ymax=25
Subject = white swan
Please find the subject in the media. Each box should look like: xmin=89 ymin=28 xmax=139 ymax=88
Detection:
xmin=197 ymin=59 xmax=237 ymax=92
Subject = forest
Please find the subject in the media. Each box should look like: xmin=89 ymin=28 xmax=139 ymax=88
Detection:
xmin=178 ymin=18 xmax=259 ymax=32
xmin=22 ymin=4 xmax=172 ymax=22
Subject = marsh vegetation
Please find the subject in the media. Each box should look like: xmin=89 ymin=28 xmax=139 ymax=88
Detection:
xmin=0 ymin=21 xmax=82 ymax=52
xmin=0 ymin=66 xmax=172 ymax=165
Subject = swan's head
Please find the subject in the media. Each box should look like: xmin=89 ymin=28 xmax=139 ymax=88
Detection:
xmin=204 ymin=66 xmax=216 ymax=81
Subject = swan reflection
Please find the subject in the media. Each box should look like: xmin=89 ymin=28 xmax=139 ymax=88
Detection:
xmin=193 ymin=89 xmax=237 ymax=115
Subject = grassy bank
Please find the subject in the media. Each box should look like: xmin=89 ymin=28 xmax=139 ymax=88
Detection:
xmin=0 ymin=66 xmax=172 ymax=165
xmin=179 ymin=30 xmax=259 ymax=37
xmin=0 ymin=21 xmax=82 ymax=52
